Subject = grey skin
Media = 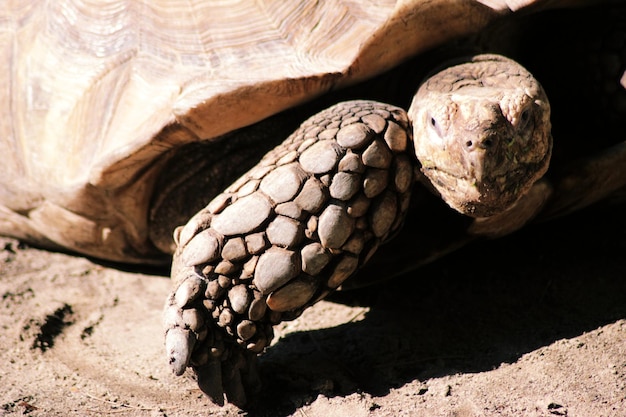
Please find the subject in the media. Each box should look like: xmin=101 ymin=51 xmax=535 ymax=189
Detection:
xmin=164 ymin=54 xmax=557 ymax=406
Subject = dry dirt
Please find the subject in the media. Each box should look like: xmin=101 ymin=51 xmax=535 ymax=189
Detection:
xmin=1 ymin=203 xmax=626 ymax=417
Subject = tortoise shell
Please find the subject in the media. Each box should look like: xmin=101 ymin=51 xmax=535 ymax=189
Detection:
xmin=0 ymin=0 xmax=559 ymax=263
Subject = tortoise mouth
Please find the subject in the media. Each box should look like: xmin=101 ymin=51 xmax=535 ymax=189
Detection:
xmin=421 ymin=150 xmax=551 ymax=218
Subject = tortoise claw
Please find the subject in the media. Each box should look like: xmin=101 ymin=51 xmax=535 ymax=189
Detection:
xmin=165 ymin=327 xmax=195 ymax=376
xmin=194 ymin=345 xmax=261 ymax=406
xmin=163 ymin=291 xmax=198 ymax=375
xmin=195 ymin=360 xmax=225 ymax=405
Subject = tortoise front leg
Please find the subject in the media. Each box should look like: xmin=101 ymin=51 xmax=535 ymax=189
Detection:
xmin=541 ymin=141 xmax=626 ymax=220
xmin=163 ymin=100 xmax=414 ymax=406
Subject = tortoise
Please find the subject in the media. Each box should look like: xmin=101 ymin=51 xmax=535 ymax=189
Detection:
xmin=1 ymin=0 xmax=625 ymax=407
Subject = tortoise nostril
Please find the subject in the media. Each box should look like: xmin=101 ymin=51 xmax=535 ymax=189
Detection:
xmin=466 ymin=137 xmax=496 ymax=151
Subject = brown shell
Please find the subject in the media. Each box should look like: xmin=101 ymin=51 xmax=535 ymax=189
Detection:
xmin=0 ymin=0 xmax=567 ymax=262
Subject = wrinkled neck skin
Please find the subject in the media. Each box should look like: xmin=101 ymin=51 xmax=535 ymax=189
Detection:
xmin=409 ymin=54 xmax=552 ymax=219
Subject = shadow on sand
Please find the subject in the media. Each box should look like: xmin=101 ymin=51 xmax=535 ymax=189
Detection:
xmin=248 ymin=202 xmax=626 ymax=416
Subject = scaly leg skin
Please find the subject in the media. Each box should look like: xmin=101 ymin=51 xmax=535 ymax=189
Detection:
xmin=164 ymin=100 xmax=415 ymax=406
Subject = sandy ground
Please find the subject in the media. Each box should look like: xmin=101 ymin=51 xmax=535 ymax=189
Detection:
xmin=1 ymin=203 xmax=626 ymax=417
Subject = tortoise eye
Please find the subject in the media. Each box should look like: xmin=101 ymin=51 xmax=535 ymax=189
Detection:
xmin=429 ymin=115 xmax=444 ymax=138
xmin=519 ymin=108 xmax=531 ymax=126
xmin=429 ymin=116 xmax=441 ymax=137
xmin=521 ymin=109 xmax=530 ymax=122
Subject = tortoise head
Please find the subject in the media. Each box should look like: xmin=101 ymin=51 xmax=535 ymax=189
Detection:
xmin=409 ymin=54 xmax=552 ymax=218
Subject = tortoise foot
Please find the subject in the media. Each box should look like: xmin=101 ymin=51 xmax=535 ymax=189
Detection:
xmin=165 ymin=100 xmax=414 ymax=405
xmin=164 ymin=273 xmax=267 ymax=406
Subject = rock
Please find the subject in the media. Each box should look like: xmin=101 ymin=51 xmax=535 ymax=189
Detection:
xmin=253 ymin=248 xmax=301 ymax=294
xmin=318 ymin=203 xmax=355 ymax=249
xmin=211 ymin=193 xmax=272 ymax=236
